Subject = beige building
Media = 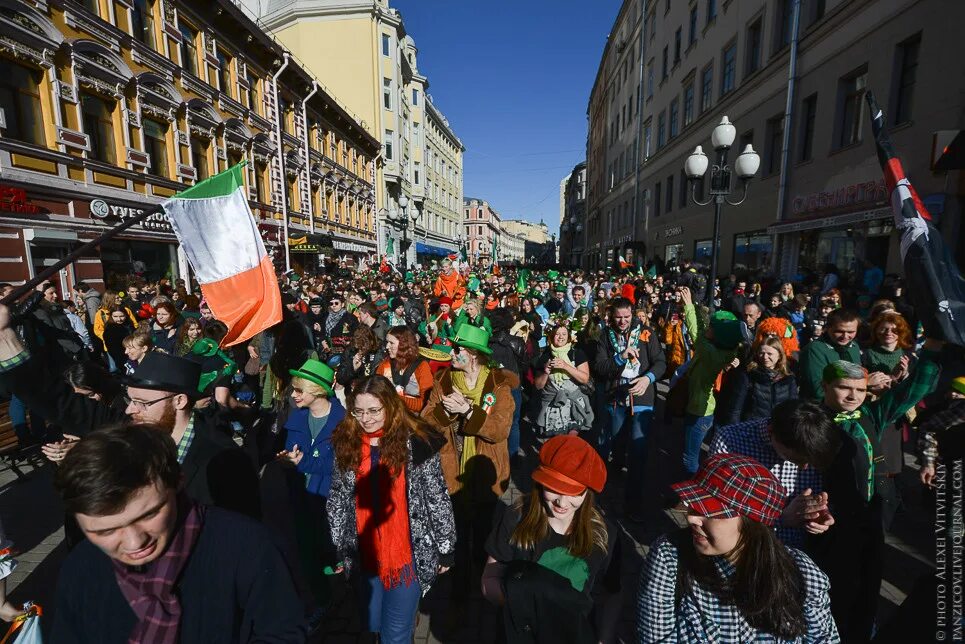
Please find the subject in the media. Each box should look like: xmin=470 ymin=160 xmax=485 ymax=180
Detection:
xmin=500 ymin=228 xmax=526 ymax=265
xmin=251 ymin=0 xmax=465 ymax=268
xmin=560 ymin=161 xmax=587 ymax=266
xmin=463 ymin=197 xmax=500 ymax=266
xmin=585 ymin=0 xmax=644 ymax=270
xmin=588 ymin=0 xmax=965 ymax=279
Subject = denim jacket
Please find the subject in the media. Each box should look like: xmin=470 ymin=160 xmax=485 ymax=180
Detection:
xmin=283 ymin=399 xmax=345 ymax=497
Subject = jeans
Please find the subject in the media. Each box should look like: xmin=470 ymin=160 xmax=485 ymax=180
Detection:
xmin=600 ymin=406 xmax=653 ymax=504
xmin=509 ymin=387 xmax=522 ymax=456
xmin=682 ymin=414 xmax=715 ymax=475
xmin=357 ymin=574 xmax=422 ymax=644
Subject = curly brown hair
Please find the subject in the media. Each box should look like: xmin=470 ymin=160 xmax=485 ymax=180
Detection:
xmin=388 ymin=326 xmax=419 ymax=371
xmin=352 ymin=324 xmax=380 ymax=355
xmin=870 ymin=311 xmax=913 ymax=350
xmin=331 ymin=375 xmax=437 ymax=474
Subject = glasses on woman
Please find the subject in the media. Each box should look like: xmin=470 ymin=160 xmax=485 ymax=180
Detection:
xmin=351 ymin=406 xmax=384 ymax=419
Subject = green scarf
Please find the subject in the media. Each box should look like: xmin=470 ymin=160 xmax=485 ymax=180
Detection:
xmin=451 ymin=365 xmax=490 ymax=478
xmin=550 ymin=342 xmax=573 ymax=385
xmin=833 ymin=410 xmax=875 ymax=501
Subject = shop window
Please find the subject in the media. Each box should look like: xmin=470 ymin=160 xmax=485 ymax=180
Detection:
xmin=733 ymin=231 xmax=773 ymax=270
xmin=190 ymin=138 xmax=209 ymax=180
xmin=131 ymin=0 xmax=156 ymax=50
xmin=142 ymin=117 xmax=169 ymax=178
xmin=665 ymin=243 xmax=684 ymax=262
xmin=835 ymin=66 xmax=867 ymax=149
xmin=81 ymin=93 xmax=117 ymax=164
xmin=695 ymin=239 xmax=713 ymax=262
xmin=179 ymin=23 xmax=199 ymax=77
xmin=0 ymin=62 xmax=46 ymax=147
xmin=216 ymin=49 xmax=232 ymax=98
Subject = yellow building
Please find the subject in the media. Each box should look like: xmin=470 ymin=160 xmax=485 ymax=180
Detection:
xmin=255 ymin=0 xmax=465 ymax=267
xmin=0 ymin=0 xmax=378 ymax=291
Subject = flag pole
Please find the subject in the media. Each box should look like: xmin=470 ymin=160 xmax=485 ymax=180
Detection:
xmin=1 ymin=205 xmax=165 ymax=305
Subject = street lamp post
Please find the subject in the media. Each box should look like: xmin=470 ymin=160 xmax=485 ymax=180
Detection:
xmin=684 ymin=116 xmax=761 ymax=311
xmin=386 ymin=195 xmax=418 ymax=271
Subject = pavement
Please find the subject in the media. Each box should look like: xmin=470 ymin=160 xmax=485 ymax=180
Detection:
xmin=1 ymin=387 xmax=937 ymax=642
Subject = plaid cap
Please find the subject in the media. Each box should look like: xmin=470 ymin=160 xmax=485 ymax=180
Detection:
xmin=671 ymin=453 xmax=786 ymax=526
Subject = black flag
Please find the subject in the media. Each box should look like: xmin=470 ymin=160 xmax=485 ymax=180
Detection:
xmin=867 ymin=91 xmax=965 ymax=346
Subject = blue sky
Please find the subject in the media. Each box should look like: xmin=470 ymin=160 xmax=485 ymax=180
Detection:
xmin=395 ymin=0 xmax=623 ymax=234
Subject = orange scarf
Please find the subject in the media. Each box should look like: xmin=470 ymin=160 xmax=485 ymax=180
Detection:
xmin=356 ymin=430 xmax=416 ymax=589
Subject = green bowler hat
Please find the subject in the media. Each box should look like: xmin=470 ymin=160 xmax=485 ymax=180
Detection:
xmin=288 ymin=358 xmax=335 ymax=396
xmin=452 ymin=325 xmax=492 ymax=356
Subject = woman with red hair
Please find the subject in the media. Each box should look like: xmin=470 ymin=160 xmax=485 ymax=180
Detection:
xmin=378 ymin=326 xmax=434 ymax=412
xmin=862 ymin=310 xmax=915 ymax=530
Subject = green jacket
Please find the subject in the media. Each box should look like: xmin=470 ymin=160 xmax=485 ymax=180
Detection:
xmin=798 ymin=336 xmax=862 ymax=399
xmin=682 ymin=304 xmax=738 ymax=417
xmin=452 ymin=310 xmax=492 ymax=336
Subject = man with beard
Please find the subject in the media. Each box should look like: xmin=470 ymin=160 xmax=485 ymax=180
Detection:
xmin=0 ymin=304 xmax=258 ymax=517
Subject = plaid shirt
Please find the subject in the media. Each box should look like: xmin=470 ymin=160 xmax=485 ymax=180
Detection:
xmin=917 ymin=399 xmax=965 ymax=467
xmin=637 ymin=535 xmax=840 ymax=643
xmin=175 ymin=415 xmax=196 ymax=465
xmin=710 ymin=419 xmax=822 ymax=547
xmin=0 ymin=349 xmax=30 ymax=374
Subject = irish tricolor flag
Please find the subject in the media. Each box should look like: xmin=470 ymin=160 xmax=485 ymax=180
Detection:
xmin=162 ymin=164 xmax=282 ymax=346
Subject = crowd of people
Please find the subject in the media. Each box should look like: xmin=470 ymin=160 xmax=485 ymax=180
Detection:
xmin=0 ymin=254 xmax=959 ymax=643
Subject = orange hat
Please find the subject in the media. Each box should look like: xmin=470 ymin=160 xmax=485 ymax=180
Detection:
xmin=532 ymin=435 xmax=607 ymax=496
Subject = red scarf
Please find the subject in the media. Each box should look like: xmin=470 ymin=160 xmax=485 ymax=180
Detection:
xmin=356 ymin=430 xmax=416 ymax=589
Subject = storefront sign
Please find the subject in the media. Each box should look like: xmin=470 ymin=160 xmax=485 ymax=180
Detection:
xmin=0 ymin=186 xmax=45 ymax=214
xmin=333 ymin=240 xmax=374 ymax=253
xmin=768 ymin=208 xmax=892 ymax=234
xmin=791 ymin=180 xmax=887 ymax=216
xmin=663 ymin=226 xmax=683 ymax=238
xmin=89 ymin=198 xmax=173 ymax=233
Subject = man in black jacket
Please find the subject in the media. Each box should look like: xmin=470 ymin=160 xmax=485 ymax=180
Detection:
xmin=592 ymin=297 xmax=666 ymax=520
xmin=51 ymin=424 xmax=306 ymax=643
xmin=488 ymin=308 xmax=528 ymax=457
xmin=0 ymin=305 xmax=259 ymax=518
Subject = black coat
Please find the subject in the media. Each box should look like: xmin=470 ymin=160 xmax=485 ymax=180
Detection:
xmin=51 ymin=507 xmax=308 ymax=643
xmin=0 ymin=356 xmax=259 ymax=518
xmin=592 ymin=322 xmax=666 ymax=406
xmin=503 ymin=561 xmax=595 ymax=644
xmin=490 ymin=329 xmax=527 ymax=377
xmin=719 ymin=367 xmax=799 ymax=425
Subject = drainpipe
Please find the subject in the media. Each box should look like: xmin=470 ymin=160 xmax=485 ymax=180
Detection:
xmin=301 ymin=80 xmax=319 ymax=234
xmin=272 ymin=52 xmax=291 ymax=271
xmin=633 ymin=0 xmax=649 ymax=265
xmin=774 ymin=0 xmax=802 ymax=277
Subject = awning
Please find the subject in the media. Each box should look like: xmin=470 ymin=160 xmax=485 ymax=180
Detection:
xmin=768 ymin=207 xmax=892 ymax=234
xmin=416 ymin=242 xmax=454 ymax=257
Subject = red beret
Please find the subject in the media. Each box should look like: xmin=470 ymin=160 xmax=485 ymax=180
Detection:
xmin=532 ymin=435 xmax=606 ymax=496
xmin=438 ymin=296 xmax=453 ymax=306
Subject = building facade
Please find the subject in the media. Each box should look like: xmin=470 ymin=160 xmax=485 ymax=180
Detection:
xmin=589 ymin=0 xmax=965 ymax=278
xmin=0 ymin=0 xmax=378 ymax=294
xmin=501 ymin=219 xmax=556 ymax=264
xmin=255 ymin=0 xmax=465 ymax=269
xmin=559 ymin=161 xmax=587 ymax=267
xmin=584 ymin=0 xmax=644 ymax=270
xmin=463 ymin=197 xmax=500 ymax=266
xmin=417 ymin=96 xmax=464 ymax=263
xmin=499 ymin=228 xmax=525 ymax=265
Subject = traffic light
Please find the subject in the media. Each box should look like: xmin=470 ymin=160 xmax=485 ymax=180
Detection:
xmin=932 ymin=130 xmax=965 ymax=172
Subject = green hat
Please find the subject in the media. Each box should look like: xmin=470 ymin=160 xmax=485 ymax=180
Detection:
xmin=288 ymin=359 xmax=335 ymax=396
xmin=710 ymin=311 xmax=742 ymax=350
xmin=452 ymin=325 xmax=492 ymax=356
xmin=404 ymin=271 xmax=414 ymax=283
xmin=951 ymin=377 xmax=965 ymax=396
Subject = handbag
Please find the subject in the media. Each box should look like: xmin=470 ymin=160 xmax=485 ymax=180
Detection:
xmin=1 ymin=603 xmax=43 ymax=644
